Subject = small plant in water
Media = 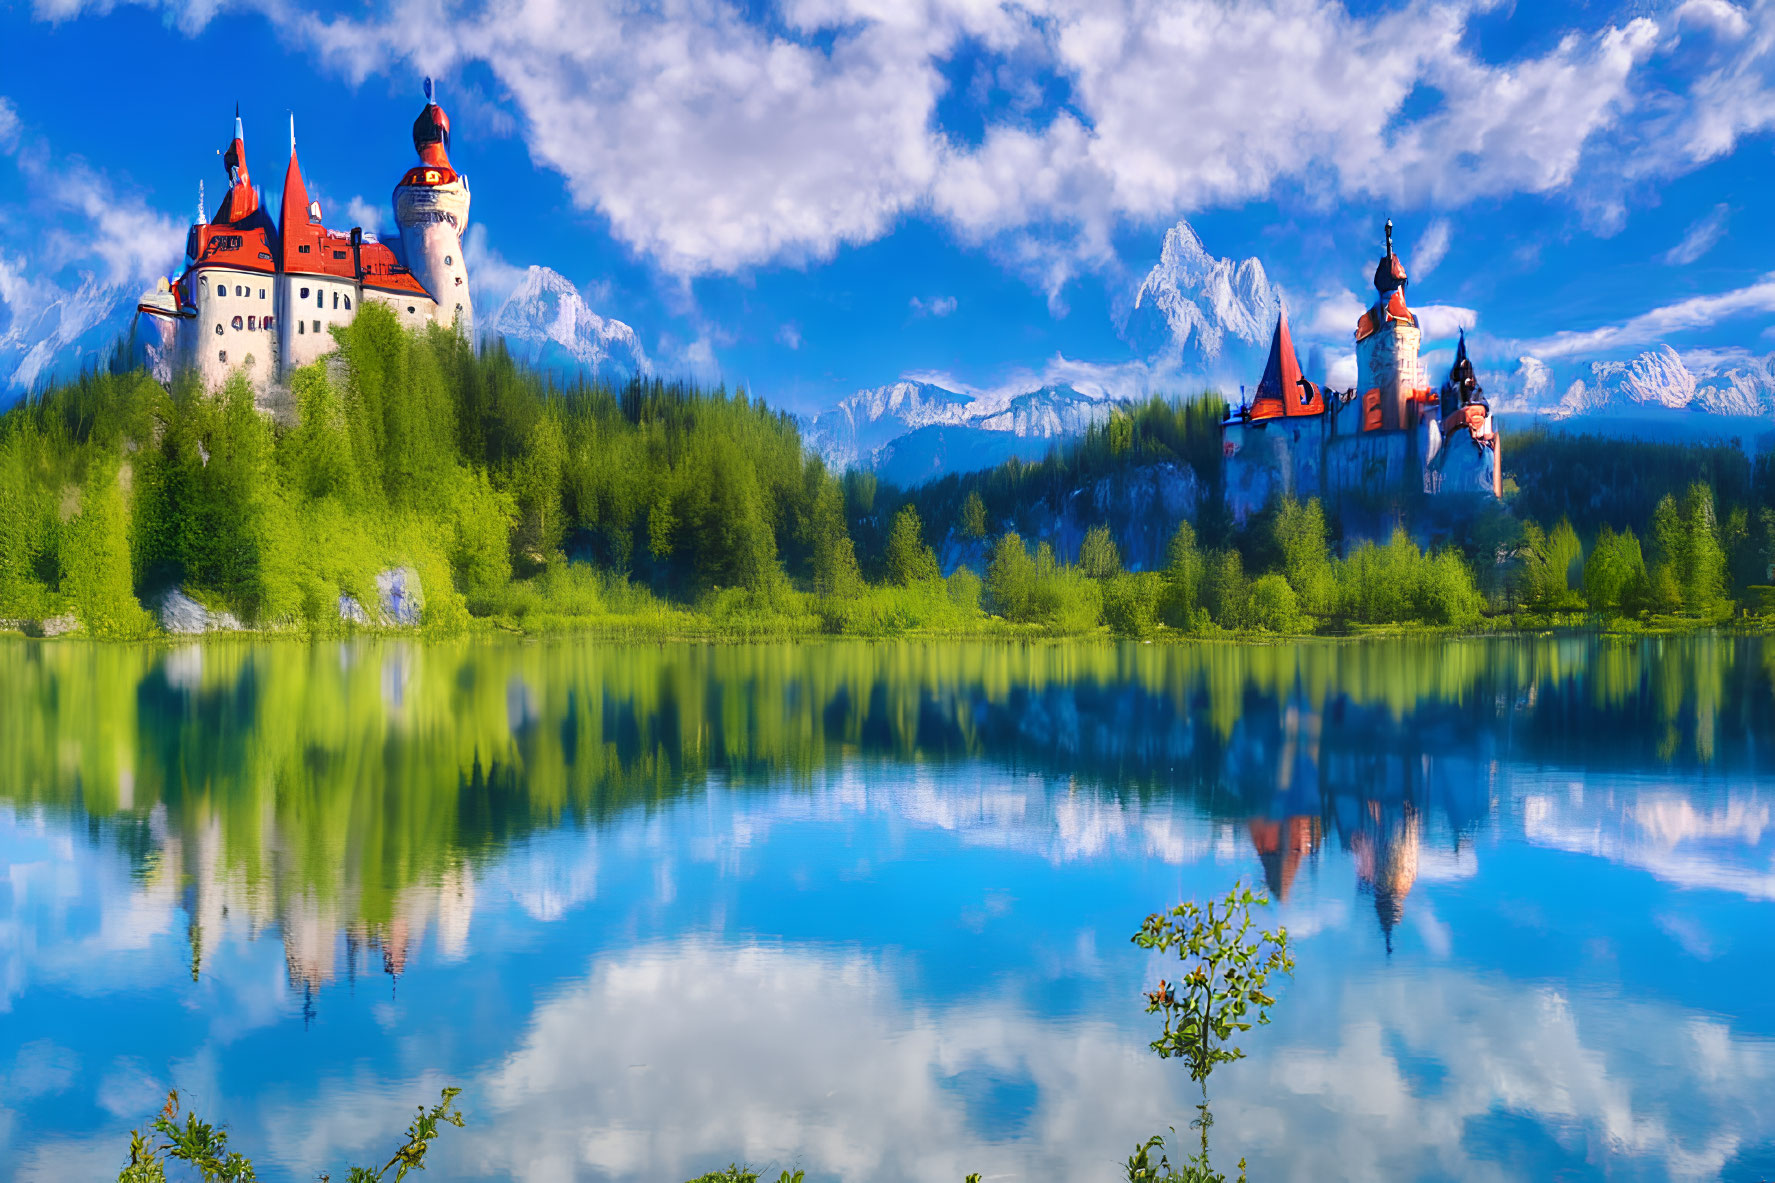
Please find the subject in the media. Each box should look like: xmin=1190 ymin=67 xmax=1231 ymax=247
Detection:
xmin=117 ymin=1086 xmax=464 ymax=1182
xmin=1128 ymin=881 xmax=1293 ymax=1183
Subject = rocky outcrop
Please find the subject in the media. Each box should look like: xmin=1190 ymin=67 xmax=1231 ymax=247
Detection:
xmin=939 ymin=461 xmax=1202 ymax=574
xmin=155 ymin=590 xmax=243 ymax=635
xmin=376 ymin=567 xmax=424 ymax=627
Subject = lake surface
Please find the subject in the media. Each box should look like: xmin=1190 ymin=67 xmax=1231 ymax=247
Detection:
xmin=2 ymin=635 xmax=1773 ymax=1182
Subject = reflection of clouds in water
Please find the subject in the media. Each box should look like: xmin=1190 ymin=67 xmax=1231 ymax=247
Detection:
xmin=262 ymin=942 xmax=1775 ymax=1183
xmin=1519 ymin=778 xmax=1775 ymax=900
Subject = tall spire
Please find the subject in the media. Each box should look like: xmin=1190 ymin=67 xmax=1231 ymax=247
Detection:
xmin=1373 ymin=216 xmax=1408 ymax=294
xmin=289 ymin=111 xmax=296 ymax=156
xmin=197 ymin=179 xmax=206 ymax=225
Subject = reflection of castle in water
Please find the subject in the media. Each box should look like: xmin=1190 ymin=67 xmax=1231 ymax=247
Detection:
xmin=6 ymin=634 xmax=1764 ymax=992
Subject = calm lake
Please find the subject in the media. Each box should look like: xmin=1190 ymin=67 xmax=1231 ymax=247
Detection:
xmin=2 ymin=635 xmax=1772 ymax=1182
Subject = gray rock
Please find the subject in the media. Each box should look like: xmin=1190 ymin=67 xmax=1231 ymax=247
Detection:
xmin=376 ymin=567 xmax=424 ymax=627
xmin=36 ymin=614 xmax=81 ymax=638
xmin=155 ymin=590 xmax=242 ymax=634
xmin=338 ymin=594 xmax=372 ymax=626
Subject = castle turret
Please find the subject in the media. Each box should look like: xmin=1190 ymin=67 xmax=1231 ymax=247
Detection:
xmin=1247 ymin=305 xmax=1323 ymax=422
xmin=392 ymin=78 xmax=471 ymax=337
xmin=1354 ymin=220 xmax=1426 ymax=432
xmin=187 ymin=108 xmax=277 ymax=392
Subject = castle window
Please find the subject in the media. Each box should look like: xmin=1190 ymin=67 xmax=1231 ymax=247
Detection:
xmin=407 ymin=305 xmax=416 ymax=314
xmin=259 ymin=288 xmax=266 ymax=299
xmin=300 ymin=286 xmax=310 ymax=299
xmin=265 ymin=315 xmax=275 ymax=330
xmin=344 ymin=296 xmax=351 ymax=310
xmin=299 ymin=244 xmax=312 ymax=253
xmin=232 ymin=316 xmax=243 ymax=330
xmin=214 ymin=323 xmax=223 ymax=336
xmin=444 ymin=255 xmax=452 ymax=266
xmin=333 ymin=250 xmax=347 ymax=260
xmin=247 ymin=316 xmax=257 ymax=331
xmin=333 ymin=292 xmax=339 ymax=309
xmin=218 ymin=350 xmax=227 ymax=363
xmin=299 ymin=321 xmax=305 ymax=335
xmin=236 ymin=285 xmax=245 ymax=297
xmin=316 ymin=291 xmax=323 ymax=308
xmin=455 ymin=276 xmax=462 ymax=286
xmin=312 ymin=320 xmax=320 ymax=333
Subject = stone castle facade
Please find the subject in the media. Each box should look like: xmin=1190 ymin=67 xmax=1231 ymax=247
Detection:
xmin=137 ymin=80 xmax=472 ymax=393
xmin=1222 ymin=223 xmax=1502 ymax=521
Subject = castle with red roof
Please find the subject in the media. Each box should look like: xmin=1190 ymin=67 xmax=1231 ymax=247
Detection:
xmin=137 ymin=80 xmax=473 ymax=393
xmin=1222 ymin=222 xmax=1502 ymax=518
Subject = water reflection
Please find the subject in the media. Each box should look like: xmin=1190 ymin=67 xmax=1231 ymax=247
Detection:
xmin=2 ymin=635 xmax=1774 ymax=1181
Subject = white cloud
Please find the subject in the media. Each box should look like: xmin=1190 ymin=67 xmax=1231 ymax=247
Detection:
xmin=1414 ymin=218 xmax=1452 ymax=279
xmin=1415 ymin=304 xmax=1478 ymax=341
xmin=1664 ymin=202 xmax=1730 ymax=265
xmin=343 ymin=195 xmax=392 ymax=238
xmin=776 ymin=322 xmax=802 ymax=350
xmin=1307 ymin=289 xmax=1366 ymax=340
xmin=908 ymin=294 xmax=956 ymax=317
xmin=18 ymin=0 xmax=1775 ymax=306
xmin=1523 ymin=274 xmax=1775 ymax=358
xmin=1675 ymin=0 xmax=1752 ymax=41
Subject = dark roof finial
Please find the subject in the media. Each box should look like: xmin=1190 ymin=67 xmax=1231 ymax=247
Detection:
xmin=424 ymin=76 xmax=435 ymax=105
xmin=1384 ymin=218 xmax=1393 ymax=256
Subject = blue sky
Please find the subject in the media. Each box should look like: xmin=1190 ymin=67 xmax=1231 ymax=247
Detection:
xmin=1 ymin=0 xmax=1772 ymax=416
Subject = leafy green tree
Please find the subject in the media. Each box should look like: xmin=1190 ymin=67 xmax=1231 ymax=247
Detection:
xmin=1582 ymin=525 xmax=1650 ymax=614
xmin=1271 ymin=497 xmax=1334 ymax=616
xmin=986 ymin=532 xmax=1035 ymax=620
xmin=808 ymin=478 xmax=862 ymax=598
xmin=1130 ymin=884 xmax=1292 ymax=1183
xmin=959 ymin=490 xmax=988 ymax=540
xmin=60 ymin=461 xmax=154 ymax=638
xmin=1202 ymin=549 xmax=1247 ymax=630
xmin=120 ymin=1088 xmax=463 ymax=1183
xmin=1160 ymin=521 xmax=1206 ymax=630
xmin=1103 ymin=571 xmax=1163 ymax=637
xmin=885 ymin=504 xmax=942 ymax=585
xmin=1246 ymin=573 xmax=1300 ymax=633
xmin=1079 ymin=524 xmax=1122 ymax=579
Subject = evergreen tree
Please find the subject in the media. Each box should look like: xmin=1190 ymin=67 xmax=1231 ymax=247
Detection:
xmin=885 ymin=505 xmax=942 ymax=585
xmin=986 ymin=532 xmax=1035 ymax=620
xmin=1160 ymin=521 xmax=1205 ymax=629
xmin=959 ymin=490 xmax=988 ymax=540
xmin=1078 ymin=524 xmax=1121 ymax=579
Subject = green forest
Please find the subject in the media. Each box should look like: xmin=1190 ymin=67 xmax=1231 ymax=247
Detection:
xmin=1 ymin=302 xmax=1770 ymax=640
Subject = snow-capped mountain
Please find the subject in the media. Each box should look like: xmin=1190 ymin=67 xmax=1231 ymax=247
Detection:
xmin=805 ymin=379 xmax=1120 ymax=481
xmin=804 ymin=381 xmax=980 ymax=472
xmin=0 ymin=277 xmax=145 ymax=395
xmin=1549 ymin=346 xmax=1775 ymax=419
xmin=484 ymin=266 xmax=651 ymax=382
xmin=1125 ymin=220 xmax=1280 ymax=371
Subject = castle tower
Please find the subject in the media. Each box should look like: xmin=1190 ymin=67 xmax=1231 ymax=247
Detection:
xmin=191 ymin=108 xmax=278 ymax=392
xmin=1354 ymin=220 xmax=1425 ymax=432
xmin=1247 ymin=305 xmax=1324 ymax=422
xmin=278 ymin=115 xmax=361 ymax=375
xmin=392 ymin=78 xmax=472 ymax=337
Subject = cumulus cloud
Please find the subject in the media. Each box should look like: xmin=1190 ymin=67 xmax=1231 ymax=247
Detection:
xmin=1415 ymin=304 xmax=1478 ymax=341
xmin=1523 ymin=274 xmax=1775 ymax=358
xmin=908 ymin=294 xmax=956 ymax=317
xmin=1414 ymin=218 xmax=1452 ymax=279
xmin=776 ymin=322 xmax=802 ymax=350
xmin=1664 ymin=202 xmax=1731 ymax=265
xmin=34 ymin=0 xmax=1757 ymax=293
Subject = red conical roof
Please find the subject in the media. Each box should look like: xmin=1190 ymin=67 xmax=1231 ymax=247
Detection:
xmin=1251 ymin=306 xmax=1323 ymax=419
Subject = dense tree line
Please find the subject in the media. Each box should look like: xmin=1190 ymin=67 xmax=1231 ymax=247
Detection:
xmin=1 ymin=307 xmax=1769 ymax=638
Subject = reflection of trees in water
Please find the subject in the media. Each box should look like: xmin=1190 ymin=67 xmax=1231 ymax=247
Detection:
xmin=0 ymin=633 xmax=1765 ymax=985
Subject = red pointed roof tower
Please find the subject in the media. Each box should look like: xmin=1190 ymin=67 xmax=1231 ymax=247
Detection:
xmin=1247 ymin=305 xmax=1323 ymax=421
xmin=187 ymin=107 xmax=276 ymax=276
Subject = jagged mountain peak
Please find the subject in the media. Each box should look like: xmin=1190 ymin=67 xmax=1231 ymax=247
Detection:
xmin=1128 ymin=220 xmax=1280 ymax=368
xmin=486 ymin=265 xmax=650 ymax=382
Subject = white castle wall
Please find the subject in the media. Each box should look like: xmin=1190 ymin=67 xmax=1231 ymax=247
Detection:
xmin=195 ymin=269 xmax=276 ymax=393
xmin=393 ymin=175 xmax=471 ymax=337
xmin=280 ymin=274 xmax=361 ymax=373
xmin=362 ymin=289 xmax=439 ymax=332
